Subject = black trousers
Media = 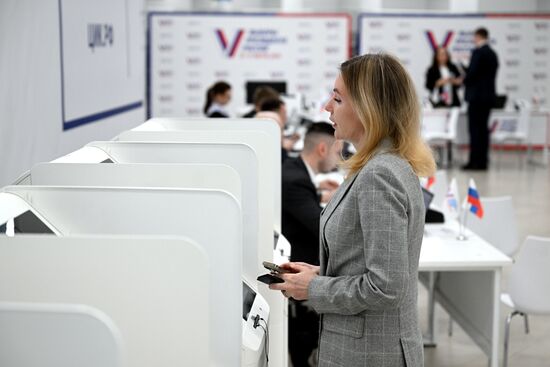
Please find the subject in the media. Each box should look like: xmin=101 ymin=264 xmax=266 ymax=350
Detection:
xmin=467 ymin=102 xmax=492 ymax=168
xmin=289 ymin=300 xmax=320 ymax=367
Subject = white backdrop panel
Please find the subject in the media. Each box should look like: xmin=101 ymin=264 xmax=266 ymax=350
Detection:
xmin=148 ymin=12 xmax=351 ymax=117
xmin=358 ymin=13 xmax=550 ymax=107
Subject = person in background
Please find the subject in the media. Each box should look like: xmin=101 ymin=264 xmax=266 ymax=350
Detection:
xmin=203 ymin=81 xmax=232 ymax=118
xmin=259 ymin=98 xmax=300 ymax=160
xmin=242 ymin=85 xmax=280 ymax=118
xmin=282 ymin=122 xmax=342 ymax=366
xmin=270 ymin=53 xmax=435 ymax=367
xmin=425 ymin=47 xmax=463 ymax=107
xmin=463 ymin=27 xmax=499 ymax=170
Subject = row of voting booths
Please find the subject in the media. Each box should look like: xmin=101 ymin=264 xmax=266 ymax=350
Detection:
xmin=0 ymin=118 xmax=289 ymax=367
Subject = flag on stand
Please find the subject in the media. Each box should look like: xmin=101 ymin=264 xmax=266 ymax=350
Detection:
xmin=467 ymin=178 xmax=484 ymax=218
xmin=445 ymin=178 xmax=460 ymax=218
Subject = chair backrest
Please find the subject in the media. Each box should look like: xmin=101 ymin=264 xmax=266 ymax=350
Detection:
xmin=508 ymin=236 xmax=550 ymax=314
xmin=466 ymin=196 xmax=520 ymax=257
xmin=490 ymin=109 xmax=530 ymax=140
xmin=422 ymin=109 xmax=449 ymax=136
xmin=446 ymin=107 xmax=460 ymax=139
xmin=516 ymin=104 xmax=530 ymax=137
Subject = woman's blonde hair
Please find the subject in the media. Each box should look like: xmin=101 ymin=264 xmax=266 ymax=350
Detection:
xmin=340 ymin=53 xmax=435 ymax=177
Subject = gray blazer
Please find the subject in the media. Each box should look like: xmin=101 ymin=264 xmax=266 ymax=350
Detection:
xmin=308 ymin=151 xmax=425 ymax=367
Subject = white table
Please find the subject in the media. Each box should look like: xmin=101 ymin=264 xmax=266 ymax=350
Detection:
xmin=419 ymin=222 xmax=512 ymax=367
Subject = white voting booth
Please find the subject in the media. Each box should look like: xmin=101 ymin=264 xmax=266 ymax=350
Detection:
xmin=113 ymin=117 xmax=287 ymax=367
xmin=0 ymin=235 xmax=210 ymax=367
xmin=0 ymin=187 xmax=244 ymax=367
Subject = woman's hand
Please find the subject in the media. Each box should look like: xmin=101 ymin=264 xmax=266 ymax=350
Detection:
xmin=269 ymin=262 xmax=320 ymax=301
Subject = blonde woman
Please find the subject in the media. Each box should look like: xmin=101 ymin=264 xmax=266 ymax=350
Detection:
xmin=270 ymin=53 xmax=435 ymax=367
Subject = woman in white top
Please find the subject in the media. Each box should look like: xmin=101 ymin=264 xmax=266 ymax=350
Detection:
xmin=425 ymin=47 xmax=463 ymax=107
xmin=203 ymin=81 xmax=232 ymax=118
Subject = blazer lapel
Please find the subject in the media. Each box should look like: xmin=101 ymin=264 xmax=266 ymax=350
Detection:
xmin=321 ymin=171 xmax=359 ymax=225
xmin=320 ymin=139 xmax=394 ymax=248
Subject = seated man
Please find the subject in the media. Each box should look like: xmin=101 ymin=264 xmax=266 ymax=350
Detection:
xmin=282 ymin=122 xmax=342 ymax=366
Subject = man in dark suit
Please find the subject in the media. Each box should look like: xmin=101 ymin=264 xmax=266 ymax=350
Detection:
xmin=282 ymin=122 xmax=342 ymax=366
xmin=463 ymin=27 xmax=499 ymax=170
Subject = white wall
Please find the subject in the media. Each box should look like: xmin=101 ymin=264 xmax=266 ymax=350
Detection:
xmin=0 ymin=0 xmax=145 ymax=186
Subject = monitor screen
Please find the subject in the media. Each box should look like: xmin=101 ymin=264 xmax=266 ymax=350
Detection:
xmin=242 ymin=281 xmax=256 ymax=321
xmin=422 ymin=188 xmax=434 ymax=212
xmin=246 ymin=81 xmax=287 ymax=104
xmin=12 ymin=211 xmax=55 ymax=235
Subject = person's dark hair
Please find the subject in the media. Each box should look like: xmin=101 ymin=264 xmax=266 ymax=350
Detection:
xmin=253 ymin=86 xmax=280 ymax=107
xmin=259 ymin=98 xmax=285 ymax=112
xmin=474 ymin=27 xmax=489 ymax=39
xmin=303 ymin=122 xmax=335 ymax=153
xmin=430 ymin=47 xmax=452 ymax=69
xmin=203 ymin=81 xmax=231 ymax=114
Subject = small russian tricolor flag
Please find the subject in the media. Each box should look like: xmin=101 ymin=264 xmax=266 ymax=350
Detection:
xmin=467 ymin=178 xmax=483 ymax=218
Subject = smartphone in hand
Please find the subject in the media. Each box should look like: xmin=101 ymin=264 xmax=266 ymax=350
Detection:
xmin=262 ymin=261 xmax=290 ymax=274
xmin=257 ymin=273 xmax=284 ymax=285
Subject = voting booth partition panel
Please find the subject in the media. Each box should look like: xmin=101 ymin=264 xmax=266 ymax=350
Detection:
xmin=27 ymin=162 xmax=242 ymax=203
xmin=0 ymin=302 xmax=122 ymax=367
xmin=1 ymin=186 xmax=242 ymax=367
xmin=0 ymin=236 xmax=209 ymax=367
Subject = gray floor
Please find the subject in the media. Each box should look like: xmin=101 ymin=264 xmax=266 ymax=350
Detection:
xmin=422 ymin=150 xmax=550 ymax=367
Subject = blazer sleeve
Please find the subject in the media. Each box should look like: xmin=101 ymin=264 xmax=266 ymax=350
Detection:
xmin=308 ymin=166 xmax=410 ymax=315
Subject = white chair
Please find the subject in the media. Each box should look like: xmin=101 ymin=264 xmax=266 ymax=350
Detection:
xmin=422 ymin=107 xmax=460 ymax=167
xmin=490 ymin=103 xmax=531 ymax=168
xmin=501 ymin=236 xmax=550 ymax=367
xmin=466 ymin=196 xmax=520 ymax=257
